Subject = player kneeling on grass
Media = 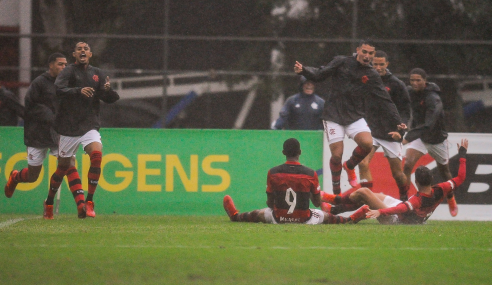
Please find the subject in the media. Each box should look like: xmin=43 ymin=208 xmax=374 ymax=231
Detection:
xmin=223 ymin=138 xmax=369 ymax=224
xmin=319 ymin=139 xmax=468 ymax=225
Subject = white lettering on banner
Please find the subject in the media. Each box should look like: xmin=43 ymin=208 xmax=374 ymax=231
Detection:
xmin=468 ymin=183 xmax=489 ymax=193
xmin=475 ymin=165 xmax=492 ymax=175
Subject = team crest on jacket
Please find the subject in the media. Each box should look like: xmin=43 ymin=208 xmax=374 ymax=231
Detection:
xmin=385 ymin=86 xmax=391 ymax=92
xmin=93 ymin=75 xmax=99 ymax=82
xmin=361 ymin=75 xmax=369 ymax=84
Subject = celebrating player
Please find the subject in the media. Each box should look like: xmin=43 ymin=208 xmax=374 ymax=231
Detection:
xmin=53 ymin=42 xmax=120 ymax=218
xmin=294 ymin=40 xmax=405 ymax=194
xmin=358 ymin=50 xmax=411 ymax=200
xmin=223 ymin=138 xmax=370 ymax=225
xmin=4 ymin=53 xmax=81 ymax=220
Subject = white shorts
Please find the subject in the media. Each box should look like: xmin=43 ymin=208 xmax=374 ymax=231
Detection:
xmin=406 ymin=138 xmax=449 ymax=165
xmin=323 ymin=118 xmax=371 ymax=144
xmin=373 ymin=137 xmax=403 ymax=160
xmin=27 ymin=147 xmax=58 ymax=166
xmin=58 ymin=130 xmax=102 ymax=158
xmin=264 ymin=208 xmax=325 ymax=225
xmin=378 ymin=195 xmax=403 ymax=225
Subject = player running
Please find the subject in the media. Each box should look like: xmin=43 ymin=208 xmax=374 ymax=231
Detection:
xmin=294 ymin=39 xmax=405 ymax=194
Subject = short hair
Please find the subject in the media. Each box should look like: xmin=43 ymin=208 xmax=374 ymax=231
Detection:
xmin=410 ymin=68 xmax=427 ymax=80
xmin=74 ymin=41 xmax=90 ymax=51
xmin=48 ymin=53 xmax=66 ymax=65
xmin=283 ymin=138 xmax=301 ymax=157
xmin=415 ymin=166 xmax=433 ymax=186
xmin=358 ymin=39 xmax=376 ymax=48
xmin=374 ymin=50 xmax=388 ymax=60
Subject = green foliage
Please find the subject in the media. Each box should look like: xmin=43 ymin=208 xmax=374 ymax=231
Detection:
xmin=1 ymin=214 xmax=491 ymax=285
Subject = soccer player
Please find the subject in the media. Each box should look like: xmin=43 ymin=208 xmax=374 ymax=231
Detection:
xmin=358 ymin=50 xmax=411 ymax=200
xmin=223 ymin=138 xmax=370 ymax=225
xmin=3 ymin=53 xmax=81 ymax=220
xmin=402 ymin=68 xmax=458 ymax=216
xmin=321 ymin=139 xmax=467 ymax=224
xmin=271 ymin=76 xmax=325 ymax=130
xmin=53 ymin=42 xmax=120 ymax=218
xmin=294 ymin=40 xmax=405 ymax=194
xmin=0 ymin=84 xmax=24 ymax=126
xmin=366 ymin=139 xmax=468 ymax=224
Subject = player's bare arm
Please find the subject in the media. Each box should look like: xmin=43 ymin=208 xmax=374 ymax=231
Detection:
xmin=294 ymin=61 xmax=303 ymax=74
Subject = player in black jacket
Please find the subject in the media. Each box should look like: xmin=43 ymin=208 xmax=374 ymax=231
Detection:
xmin=402 ymin=68 xmax=457 ymax=217
xmin=271 ymin=76 xmax=325 ymax=130
xmin=0 ymin=85 xmax=24 ymax=126
xmin=4 ymin=53 xmax=81 ymax=219
xmin=294 ymin=40 xmax=405 ymax=194
xmin=53 ymin=42 xmax=120 ymax=218
xmin=358 ymin=51 xmax=411 ymax=200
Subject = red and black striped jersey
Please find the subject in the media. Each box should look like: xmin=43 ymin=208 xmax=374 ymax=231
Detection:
xmin=380 ymin=158 xmax=466 ymax=224
xmin=266 ymin=161 xmax=320 ymax=223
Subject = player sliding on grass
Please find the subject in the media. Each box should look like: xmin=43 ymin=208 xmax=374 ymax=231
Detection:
xmin=223 ymin=138 xmax=369 ymax=225
xmin=319 ymin=139 xmax=468 ymax=225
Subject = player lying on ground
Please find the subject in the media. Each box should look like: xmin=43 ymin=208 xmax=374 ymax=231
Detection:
xmin=320 ymin=139 xmax=467 ymax=224
xmin=223 ymin=138 xmax=370 ymax=225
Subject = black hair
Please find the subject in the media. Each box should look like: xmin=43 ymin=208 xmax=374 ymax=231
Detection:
xmin=410 ymin=68 xmax=427 ymax=80
xmin=48 ymin=53 xmax=66 ymax=65
xmin=283 ymin=138 xmax=301 ymax=157
xmin=415 ymin=166 xmax=433 ymax=187
xmin=358 ymin=39 xmax=376 ymax=48
xmin=74 ymin=41 xmax=90 ymax=51
xmin=374 ymin=50 xmax=388 ymax=60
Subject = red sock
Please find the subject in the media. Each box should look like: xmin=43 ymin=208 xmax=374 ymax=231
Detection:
xmin=15 ymin=168 xmax=29 ymax=182
xmin=66 ymin=166 xmax=84 ymax=206
xmin=346 ymin=146 xmax=371 ymax=170
xmin=330 ymin=158 xmax=342 ymax=194
xmin=360 ymin=180 xmax=373 ymax=190
xmin=46 ymin=165 xmax=69 ymax=205
xmin=325 ymin=213 xmax=350 ymax=224
xmin=340 ymin=185 xmax=362 ymax=204
xmin=87 ymin=151 xmax=102 ymax=202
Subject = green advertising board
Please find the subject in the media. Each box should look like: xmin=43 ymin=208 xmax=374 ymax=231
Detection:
xmin=0 ymin=127 xmax=323 ymax=216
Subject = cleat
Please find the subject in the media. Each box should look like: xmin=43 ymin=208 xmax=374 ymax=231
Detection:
xmin=447 ymin=196 xmax=458 ymax=217
xmin=77 ymin=202 xmax=86 ymax=219
xmin=343 ymin=162 xmax=358 ymax=187
xmin=43 ymin=200 xmax=54 ymax=220
xmin=86 ymin=201 xmax=96 ymax=218
xmin=320 ymin=191 xmax=337 ymax=204
xmin=223 ymin=195 xmax=238 ymax=221
xmin=4 ymin=170 xmax=19 ymax=198
xmin=349 ymin=205 xmax=370 ymax=224
xmin=321 ymin=202 xmax=332 ymax=213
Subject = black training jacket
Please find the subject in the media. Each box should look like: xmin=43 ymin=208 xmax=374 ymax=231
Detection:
xmin=300 ymin=55 xmax=402 ymax=127
xmin=24 ymin=72 xmax=59 ymax=148
xmin=54 ymin=63 xmax=119 ymax=136
xmin=365 ymin=69 xmax=410 ymax=142
xmin=0 ymin=86 xmax=24 ymax=126
xmin=404 ymin=82 xmax=448 ymax=144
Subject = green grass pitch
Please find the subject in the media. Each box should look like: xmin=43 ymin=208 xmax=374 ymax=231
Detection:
xmin=1 ymin=214 xmax=491 ymax=285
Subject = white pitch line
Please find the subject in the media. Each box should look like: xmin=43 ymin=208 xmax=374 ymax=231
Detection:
xmin=2 ymin=244 xmax=491 ymax=252
xmin=0 ymin=216 xmax=42 ymax=229
xmin=0 ymin=218 xmax=25 ymax=229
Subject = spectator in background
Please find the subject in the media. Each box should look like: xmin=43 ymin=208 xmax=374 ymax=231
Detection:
xmin=223 ymin=138 xmax=370 ymax=225
xmin=271 ymin=76 xmax=324 ymax=130
xmin=402 ymin=68 xmax=458 ymax=217
xmin=294 ymin=39 xmax=404 ymax=194
xmin=54 ymin=42 xmax=120 ymax=219
xmin=4 ymin=53 xmax=81 ymax=220
xmin=358 ymin=50 xmax=411 ymax=200
xmin=0 ymin=84 xmax=24 ymax=126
